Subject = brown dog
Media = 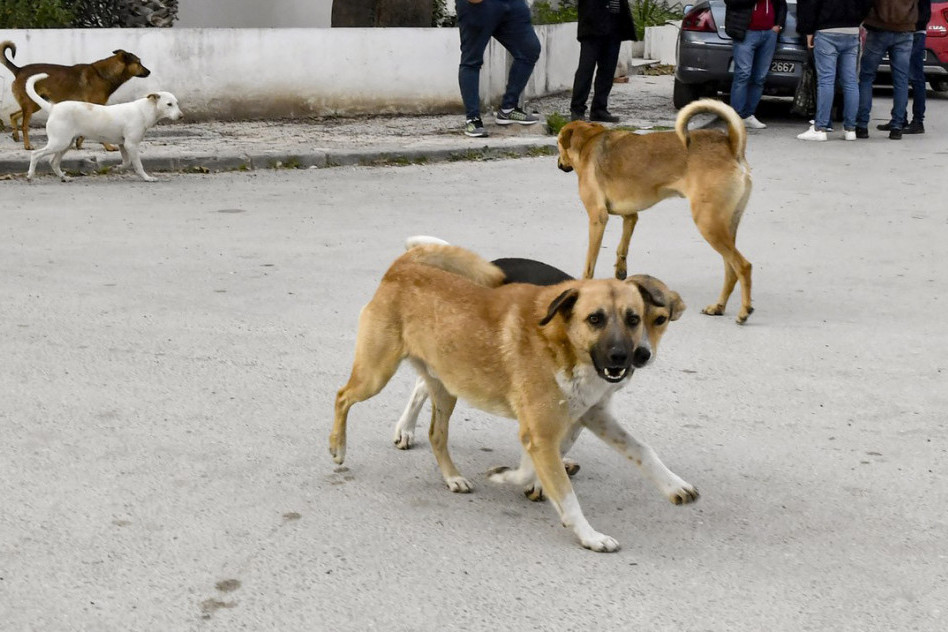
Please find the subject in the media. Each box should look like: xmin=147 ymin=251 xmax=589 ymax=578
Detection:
xmin=557 ymin=98 xmax=754 ymax=324
xmin=331 ymin=243 xmax=698 ymax=552
xmin=2 ymin=41 xmax=151 ymax=150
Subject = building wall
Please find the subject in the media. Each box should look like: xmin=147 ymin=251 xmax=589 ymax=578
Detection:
xmin=0 ymin=25 xmax=647 ymax=122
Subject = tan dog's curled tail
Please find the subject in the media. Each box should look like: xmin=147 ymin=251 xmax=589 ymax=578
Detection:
xmin=24 ymin=72 xmax=52 ymax=114
xmin=400 ymin=242 xmax=506 ymax=288
xmin=674 ymin=98 xmax=746 ymax=159
xmin=1 ymin=40 xmax=19 ymax=74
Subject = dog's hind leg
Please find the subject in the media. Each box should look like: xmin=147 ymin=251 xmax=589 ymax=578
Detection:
xmin=330 ymin=306 xmax=404 ymax=465
xmin=692 ymin=188 xmax=753 ymax=324
xmin=614 ymin=213 xmax=639 ymax=280
xmin=10 ymin=109 xmax=22 ymax=142
xmin=27 ymin=139 xmax=71 ymax=181
xmin=393 ymin=375 xmax=429 ymax=449
xmin=580 ymin=403 xmax=699 ymax=506
xmin=420 ymin=373 xmax=470 ymax=493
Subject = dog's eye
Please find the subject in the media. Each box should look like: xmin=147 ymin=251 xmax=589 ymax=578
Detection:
xmin=586 ymin=312 xmax=605 ymax=328
xmin=653 ymin=315 xmax=668 ymax=326
xmin=625 ymin=311 xmax=641 ymax=327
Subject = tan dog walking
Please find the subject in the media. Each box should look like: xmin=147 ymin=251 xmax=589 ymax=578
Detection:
xmin=330 ymin=243 xmax=698 ymax=551
xmin=557 ymin=98 xmax=754 ymax=323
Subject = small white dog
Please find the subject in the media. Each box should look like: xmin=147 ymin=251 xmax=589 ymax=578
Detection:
xmin=25 ymin=72 xmax=183 ymax=182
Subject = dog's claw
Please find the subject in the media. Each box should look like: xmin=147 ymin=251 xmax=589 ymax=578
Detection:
xmin=393 ymin=430 xmax=413 ymax=450
xmin=669 ymin=485 xmax=699 ymax=505
xmin=446 ymin=476 xmax=473 ymax=493
xmin=563 ymin=459 xmax=581 ymax=477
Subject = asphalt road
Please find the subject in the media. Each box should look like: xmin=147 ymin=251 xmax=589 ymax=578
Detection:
xmin=2 ymin=98 xmax=947 ymax=631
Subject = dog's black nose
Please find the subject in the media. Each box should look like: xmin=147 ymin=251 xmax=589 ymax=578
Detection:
xmin=558 ymin=163 xmax=573 ymax=173
xmin=607 ymin=348 xmax=628 ymax=366
xmin=632 ymin=346 xmax=651 ymax=368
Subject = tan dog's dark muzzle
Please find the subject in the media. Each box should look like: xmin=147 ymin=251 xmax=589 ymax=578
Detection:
xmin=558 ymin=162 xmax=573 ymax=173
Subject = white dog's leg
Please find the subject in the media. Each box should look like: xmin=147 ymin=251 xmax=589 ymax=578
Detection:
xmin=581 ymin=404 xmax=699 ymax=505
xmin=50 ymin=150 xmax=72 ymax=182
xmin=393 ymin=375 xmax=429 ymax=449
xmin=125 ymin=144 xmax=157 ymax=182
xmin=28 ymin=140 xmax=71 ymax=182
xmin=117 ymin=145 xmax=131 ymax=171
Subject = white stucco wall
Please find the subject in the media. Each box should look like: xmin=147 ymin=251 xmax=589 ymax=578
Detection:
xmin=0 ymin=25 xmax=645 ymax=122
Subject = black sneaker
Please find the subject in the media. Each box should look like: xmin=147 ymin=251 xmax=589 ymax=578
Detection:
xmin=904 ymin=120 xmax=925 ymax=134
xmin=889 ymin=128 xmax=903 ymax=140
xmin=876 ymin=122 xmax=896 ymax=131
xmin=495 ymin=107 xmax=539 ymax=125
xmin=855 ymin=127 xmax=869 ymax=139
xmin=464 ymin=117 xmax=488 ymax=138
xmin=590 ymin=110 xmax=620 ymax=123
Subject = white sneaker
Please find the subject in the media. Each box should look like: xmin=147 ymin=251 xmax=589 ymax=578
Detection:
xmin=797 ymin=125 xmax=827 ymax=141
xmin=743 ymin=115 xmax=767 ymax=129
xmin=843 ymin=130 xmax=857 ymax=141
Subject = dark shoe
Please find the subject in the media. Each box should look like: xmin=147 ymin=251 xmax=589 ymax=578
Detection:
xmin=569 ymin=111 xmax=585 ymax=122
xmin=855 ymin=127 xmax=869 ymax=139
xmin=903 ymin=120 xmax=925 ymax=134
xmin=495 ymin=107 xmax=539 ymax=125
xmin=590 ymin=110 xmax=620 ymax=123
xmin=889 ymin=128 xmax=903 ymax=140
xmin=876 ymin=122 xmax=895 ymax=131
xmin=464 ymin=117 xmax=488 ymax=138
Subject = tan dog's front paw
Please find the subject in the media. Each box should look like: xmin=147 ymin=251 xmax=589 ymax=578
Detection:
xmin=523 ymin=484 xmax=545 ymax=502
xmin=580 ymin=531 xmax=620 ymax=552
xmin=446 ymin=476 xmax=473 ymax=493
xmin=701 ymin=303 xmax=725 ymax=316
xmin=328 ymin=434 xmax=346 ymax=465
xmin=736 ymin=305 xmax=754 ymax=325
xmin=614 ymin=262 xmax=627 ymax=281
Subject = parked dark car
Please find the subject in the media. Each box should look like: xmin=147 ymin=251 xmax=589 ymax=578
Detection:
xmin=673 ymin=0 xmax=806 ymax=109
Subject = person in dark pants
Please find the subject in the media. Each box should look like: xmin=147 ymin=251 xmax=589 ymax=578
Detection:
xmin=569 ymin=0 xmax=637 ymax=122
xmin=456 ymin=0 xmax=542 ymax=138
xmin=878 ymin=0 xmax=931 ymax=135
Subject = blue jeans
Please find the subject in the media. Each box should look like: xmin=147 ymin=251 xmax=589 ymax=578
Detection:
xmin=813 ymin=31 xmax=859 ymax=131
xmin=857 ymin=29 xmax=912 ymax=131
xmin=888 ymin=31 xmax=927 ymax=125
xmin=456 ymin=0 xmax=541 ymax=120
xmin=730 ymin=29 xmax=778 ymax=119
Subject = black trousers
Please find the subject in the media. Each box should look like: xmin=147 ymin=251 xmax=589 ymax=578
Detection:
xmin=570 ymin=36 xmax=622 ymax=115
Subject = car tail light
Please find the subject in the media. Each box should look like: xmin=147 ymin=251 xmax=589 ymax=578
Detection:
xmin=682 ymin=7 xmax=717 ymax=33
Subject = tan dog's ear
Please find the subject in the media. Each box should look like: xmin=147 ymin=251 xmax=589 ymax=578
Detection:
xmin=558 ymin=125 xmax=575 ymax=149
xmin=539 ymin=288 xmax=579 ymax=326
xmin=628 ymin=275 xmax=687 ymax=321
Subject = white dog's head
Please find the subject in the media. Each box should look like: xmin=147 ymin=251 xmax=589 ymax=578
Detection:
xmin=147 ymin=92 xmax=183 ymax=122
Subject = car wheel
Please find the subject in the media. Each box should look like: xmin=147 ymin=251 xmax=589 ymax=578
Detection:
xmin=930 ymin=79 xmax=948 ymax=93
xmin=673 ymin=79 xmax=704 ymax=109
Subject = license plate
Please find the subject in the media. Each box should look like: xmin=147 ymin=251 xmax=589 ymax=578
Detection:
xmin=770 ymin=61 xmax=795 ymax=73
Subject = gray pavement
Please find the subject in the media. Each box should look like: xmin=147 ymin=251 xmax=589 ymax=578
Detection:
xmin=0 ymin=75 xmax=680 ymax=176
xmin=2 ymin=76 xmax=948 ymax=632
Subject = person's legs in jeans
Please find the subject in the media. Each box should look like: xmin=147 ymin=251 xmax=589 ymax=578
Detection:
xmin=812 ymin=32 xmax=839 ymax=131
xmin=836 ymin=33 xmax=860 ymax=131
xmin=730 ymin=35 xmax=755 ymax=118
xmin=571 ymin=38 xmax=603 ymax=116
xmin=456 ymin=0 xmax=503 ymax=120
xmin=857 ymin=29 xmax=887 ymax=130
xmin=490 ymin=0 xmax=540 ymax=111
xmin=743 ymin=29 xmax=778 ymax=117
xmin=590 ymin=37 xmax=621 ymax=115
xmin=909 ymin=31 xmax=927 ymax=123
xmin=888 ymin=32 xmax=913 ymax=131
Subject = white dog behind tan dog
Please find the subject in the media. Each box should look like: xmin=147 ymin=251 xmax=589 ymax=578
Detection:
xmin=25 ymin=72 xmax=183 ymax=182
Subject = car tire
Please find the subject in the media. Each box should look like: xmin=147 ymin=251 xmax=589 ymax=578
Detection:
xmin=673 ymin=79 xmax=704 ymax=109
xmin=930 ymin=79 xmax=948 ymax=93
